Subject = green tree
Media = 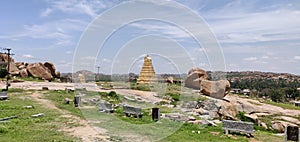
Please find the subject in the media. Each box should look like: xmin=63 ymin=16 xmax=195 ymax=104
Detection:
xmin=0 ymin=67 xmax=8 ymax=78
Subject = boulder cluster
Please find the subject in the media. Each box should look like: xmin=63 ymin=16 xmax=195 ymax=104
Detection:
xmin=185 ymin=68 xmax=230 ymax=99
xmin=0 ymin=53 xmax=60 ymax=81
xmin=177 ymin=95 xmax=300 ymax=133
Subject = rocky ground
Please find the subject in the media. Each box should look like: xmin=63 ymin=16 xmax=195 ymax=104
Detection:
xmin=1 ymin=81 xmax=300 ymax=141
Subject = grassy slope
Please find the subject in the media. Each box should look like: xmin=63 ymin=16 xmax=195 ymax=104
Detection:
xmin=1 ymin=89 xmax=287 ymax=142
xmin=0 ymin=91 xmax=77 ymax=142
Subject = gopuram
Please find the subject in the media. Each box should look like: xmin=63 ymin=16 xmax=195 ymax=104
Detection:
xmin=137 ymin=55 xmax=156 ymax=84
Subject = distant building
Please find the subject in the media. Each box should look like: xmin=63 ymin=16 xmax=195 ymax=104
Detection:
xmin=231 ymin=88 xmax=242 ymax=94
xmin=137 ymin=55 xmax=156 ymax=84
xmin=295 ymin=101 xmax=300 ymax=107
xmin=242 ymin=89 xmax=251 ymax=95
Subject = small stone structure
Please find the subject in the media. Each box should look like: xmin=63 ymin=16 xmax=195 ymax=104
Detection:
xmin=31 ymin=113 xmax=44 ymax=118
xmin=123 ymin=105 xmax=143 ymax=118
xmin=152 ymin=108 xmax=160 ymax=121
xmin=137 ymin=55 xmax=156 ymax=84
xmin=284 ymin=126 xmax=300 ymax=142
xmin=98 ymin=101 xmax=114 ymax=113
xmin=74 ymin=96 xmax=81 ymax=107
xmin=42 ymin=87 xmax=49 ymax=90
xmin=0 ymin=92 xmax=8 ymax=100
xmin=295 ymin=101 xmax=300 ymax=107
xmin=222 ymin=120 xmax=254 ymax=135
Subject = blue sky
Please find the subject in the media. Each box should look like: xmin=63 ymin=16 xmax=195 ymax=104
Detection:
xmin=1 ymin=0 xmax=300 ymax=75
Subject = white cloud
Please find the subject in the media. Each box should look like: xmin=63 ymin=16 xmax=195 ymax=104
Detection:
xmin=81 ymin=56 xmax=96 ymax=60
xmin=261 ymin=55 xmax=269 ymax=59
xmin=45 ymin=0 xmax=120 ymax=18
xmin=40 ymin=8 xmax=52 ymax=17
xmin=102 ymin=58 xmax=111 ymax=63
xmin=199 ymin=63 xmax=207 ymax=67
xmin=205 ymin=3 xmax=300 ymax=43
xmin=294 ymin=56 xmax=300 ymax=60
xmin=243 ymin=57 xmax=257 ymax=61
xmin=0 ymin=19 xmax=87 ymax=47
xmin=65 ymin=51 xmax=73 ymax=54
xmin=23 ymin=54 xmax=34 ymax=59
xmin=130 ymin=23 xmax=190 ymax=39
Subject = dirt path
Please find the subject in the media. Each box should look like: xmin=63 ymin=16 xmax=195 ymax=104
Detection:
xmin=29 ymin=92 xmax=108 ymax=142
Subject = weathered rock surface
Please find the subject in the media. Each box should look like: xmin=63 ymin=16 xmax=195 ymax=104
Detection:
xmin=20 ymin=69 xmax=28 ymax=78
xmin=0 ymin=53 xmax=15 ymax=62
xmin=0 ymin=53 xmax=20 ymax=75
xmin=219 ymin=100 xmax=238 ymax=120
xmin=200 ymin=80 xmax=230 ymax=99
xmin=185 ymin=68 xmax=209 ymax=89
xmin=8 ymin=62 xmax=20 ymax=75
xmin=271 ymin=121 xmax=285 ymax=133
xmin=166 ymin=76 xmax=174 ymax=84
xmin=27 ymin=63 xmax=53 ymax=81
xmin=55 ymin=71 xmax=60 ymax=78
xmin=44 ymin=62 xmax=56 ymax=77
xmin=15 ymin=62 xmax=24 ymax=68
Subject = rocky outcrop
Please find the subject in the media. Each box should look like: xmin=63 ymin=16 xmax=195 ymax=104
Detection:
xmin=0 ymin=53 xmax=15 ymax=62
xmin=27 ymin=63 xmax=53 ymax=81
xmin=185 ymin=68 xmax=230 ymax=99
xmin=185 ymin=68 xmax=209 ymax=89
xmin=55 ymin=71 xmax=60 ymax=78
xmin=271 ymin=122 xmax=285 ymax=133
xmin=44 ymin=62 xmax=56 ymax=77
xmin=8 ymin=62 xmax=20 ymax=75
xmin=1 ymin=53 xmax=59 ymax=81
xmin=0 ymin=53 xmax=19 ymax=75
xmin=20 ymin=69 xmax=28 ymax=78
xmin=166 ymin=76 xmax=174 ymax=84
xmin=200 ymin=80 xmax=230 ymax=99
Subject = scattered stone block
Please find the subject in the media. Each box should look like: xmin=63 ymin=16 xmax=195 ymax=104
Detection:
xmin=98 ymin=101 xmax=114 ymax=113
xmin=31 ymin=113 xmax=44 ymax=118
xmin=284 ymin=126 xmax=299 ymax=142
xmin=23 ymin=106 xmax=33 ymax=109
xmin=222 ymin=120 xmax=254 ymax=136
xmin=64 ymin=98 xmax=71 ymax=104
xmin=0 ymin=91 xmax=8 ymax=100
xmin=74 ymin=96 xmax=81 ymax=107
xmin=42 ymin=87 xmax=49 ymax=90
xmin=0 ymin=116 xmax=17 ymax=121
xmin=152 ymin=108 xmax=160 ymax=121
xmin=123 ymin=105 xmax=143 ymax=118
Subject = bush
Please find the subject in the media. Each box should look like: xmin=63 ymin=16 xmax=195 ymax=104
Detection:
xmin=108 ymin=91 xmax=118 ymax=98
xmin=0 ymin=68 xmax=8 ymax=78
xmin=236 ymin=111 xmax=253 ymax=122
xmin=165 ymin=92 xmax=180 ymax=102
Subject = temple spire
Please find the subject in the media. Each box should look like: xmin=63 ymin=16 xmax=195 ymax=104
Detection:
xmin=137 ymin=55 xmax=156 ymax=84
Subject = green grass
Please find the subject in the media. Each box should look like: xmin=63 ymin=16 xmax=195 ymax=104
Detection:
xmin=160 ymin=123 xmax=248 ymax=142
xmin=0 ymin=91 xmax=78 ymax=142
xmin=264 ymin=100 xmax=300 ymax=110
xmin=0 ymin=87 xmax=288 ymax=142
xmin=44 ymin=90 xmax=84 ymax=118
xmin=14 ymin=77 xmax=45 ymax=82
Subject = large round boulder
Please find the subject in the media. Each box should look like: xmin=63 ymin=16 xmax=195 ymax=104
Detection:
xmin=44 ymin=62 xmax=56 ymax=77
xmin=27 ymin=62 xmax=53 ymax=81
xmin=185 ymin=68 xmax=209 ymax=89
xmin=20 ymin=69 xmax=28 ymax=78
xmin=200 ymin=80 xmax=230 ymax=99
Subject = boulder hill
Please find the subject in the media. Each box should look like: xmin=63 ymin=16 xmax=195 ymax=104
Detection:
xmin=0 ymin=53 xmax=60 ymax=81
